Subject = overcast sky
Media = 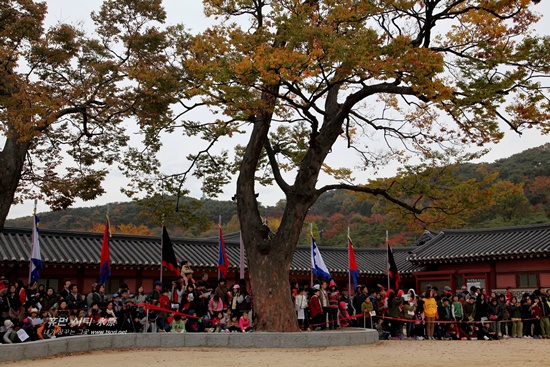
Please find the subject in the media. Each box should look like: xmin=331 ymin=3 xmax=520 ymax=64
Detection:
xmin=6 ymin=0 xmax=550 ymax=219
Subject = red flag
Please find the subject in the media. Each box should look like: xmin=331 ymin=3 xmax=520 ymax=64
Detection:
xmin=348 ymin=236 xmax=359 ymax=290
xmin=99 ymin=217 xmax=111 ymax=285
xmin=218 ymin=226 xmax=231 ymax=277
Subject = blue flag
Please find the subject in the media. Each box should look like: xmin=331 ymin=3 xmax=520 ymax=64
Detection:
xmin=348 ymin=236 xmax=359 ymax=290
xmin=311 ymin=235 xmax=331 ymax=280
xmin=29 ymin=215 xmax=42 ymax=283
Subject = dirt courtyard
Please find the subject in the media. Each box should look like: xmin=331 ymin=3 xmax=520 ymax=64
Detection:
xmin=6 ymin=339 xmax=545 ymax=367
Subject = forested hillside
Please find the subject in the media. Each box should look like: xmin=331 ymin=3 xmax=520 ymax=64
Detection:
xmin=7 ymin=144 xmax=550 ymax=248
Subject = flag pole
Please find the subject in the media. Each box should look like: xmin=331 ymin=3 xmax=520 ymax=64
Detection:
xmin=160 ymin=215 xmax=164 ymax=283
xmin=28 ymin=199 xmax=38 ymax=284
xmin=348 ymin=227 xmax=351 ymax=295
xmin=386 ymin=230 xmax=390 ymax=290
xmin=218 ymin=215 xmax=221 ymax=280
xmin=100 ymin=208 xmax=112 ymax=287
xmin=310 ymin=223 xmax=313 ymax=286
xmin=239 ymin=231 xmax=245 ymax=280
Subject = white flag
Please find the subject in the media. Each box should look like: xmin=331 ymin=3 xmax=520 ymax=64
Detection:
xmin=311 ymin=235 xmax=331 ymax=280
xmin=29 ymin=214 xmax=42 ymax=283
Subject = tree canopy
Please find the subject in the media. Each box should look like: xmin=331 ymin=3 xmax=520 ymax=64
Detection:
xmin=0 ymin=0 xmax=185 ymax=228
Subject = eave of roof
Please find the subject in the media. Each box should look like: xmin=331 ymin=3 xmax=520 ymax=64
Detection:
xmin=0 ymin=227 xmax=424 ymax=276
xmin=408 ymin=222 xmax=550 ymax=264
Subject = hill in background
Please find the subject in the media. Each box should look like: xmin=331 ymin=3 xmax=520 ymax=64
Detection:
xmin=7 ymin=144 xmax=550 ymax=248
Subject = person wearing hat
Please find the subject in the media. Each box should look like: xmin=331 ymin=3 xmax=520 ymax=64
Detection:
xmin=21 ymin=307 xmax=41 ymax=341
xmin=112 ymin=293 xmax=121 ymax=307
xmin=309 ymin=288 xmax=323 ymax=331
xmin=2 ymin=319 xmax=16 ymax=343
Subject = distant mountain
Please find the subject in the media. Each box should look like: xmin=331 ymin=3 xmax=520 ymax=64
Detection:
xmin=6 ymin=144 xmax=550 ymax=248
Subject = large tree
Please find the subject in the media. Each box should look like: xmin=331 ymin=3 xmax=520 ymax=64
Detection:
xmin=0 ymin=0 xmax=182 ymax=228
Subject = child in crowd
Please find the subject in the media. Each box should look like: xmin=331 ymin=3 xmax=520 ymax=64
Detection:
xmin=185 ymin=312 xmax=203 ymax=332
xmin=451 ymin=295 xmax=463 ymax=321
xmin=522 ymin=296 xmax=533 ymax=338
xmin=170 ymin=314 xmax=186 ymax=333
xmin=21 ymin=308 xmax=41 ymax=341
xmin=159 ymin=289 xmax=171 ymax=310
xmin=478 ymin=322 xmax=498 ymax=340
xmin=295 ymin=287 xmax=308 ymax=331
xmin=338 ymin=301 xmax=350 ymax=328
xmin=327 ymin=285 xmax=340 ymax=330
xmin=226 ymin=314 xmax=240 ymax=332
xmin=181 ymin=260 xmax=193 ymax=275
xmin=141 ymin=312 xmax=160 ymax=333
xmin=308 ymin=288 xmax=323 ymax=331
xmin=2 ymin=319 xmax=16 ymax=343
xmin=239 ymin=311 xmax=252 ymax=332
xmin=447 ymin=322 xmax=470 ymax=340
xmin=509 ymin=296 xmax=523 ymax=338
xmin=211 ymin=311 xmax=225 ymax=332
xmin=403 ymin=293 xmax=416 ymax=339
xmin=531 ymin=297 xmax=543 ymax=338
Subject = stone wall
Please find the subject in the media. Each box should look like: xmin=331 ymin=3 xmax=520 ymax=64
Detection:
xmin=0 ymin=330 xmax=379 ymax=362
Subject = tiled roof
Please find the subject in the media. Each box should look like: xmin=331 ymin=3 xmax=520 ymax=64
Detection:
xmin=408 ymin=223 xmax=550 ymax=264
xmin=0 ymin=228 xmax=422 ymax=276
xmin=414 ymin=230 xmax=438 ymax=246
xmin=293 ymin=245 xmax=420 ymax=276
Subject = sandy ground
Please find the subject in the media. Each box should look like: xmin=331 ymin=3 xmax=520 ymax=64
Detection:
xmin=5 ymin=339 xmax=546 ymax=367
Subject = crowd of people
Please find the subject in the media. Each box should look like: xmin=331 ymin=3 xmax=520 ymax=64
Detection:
xmin=0 ymin=263 xmax=253 ymax=344
xmin=292 ymin=279 xmax=550 ymax=341
xmin=2 ymin=264 xmax=550 ymax=344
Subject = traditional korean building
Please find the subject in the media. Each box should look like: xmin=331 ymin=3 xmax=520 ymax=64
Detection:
xmin=1 ymin=222 xmax=550 ymax=295
xmin=0 ymin=227 xmax=418 ymax=293
xmin=408 ymin=223 xmax=550 ymax=294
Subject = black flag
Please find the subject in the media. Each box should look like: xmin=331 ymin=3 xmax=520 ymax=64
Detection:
xmin=162 ymin=226 xmax=181 ymax=276
xmin=387 ymin=244 xmax=401 ymax=290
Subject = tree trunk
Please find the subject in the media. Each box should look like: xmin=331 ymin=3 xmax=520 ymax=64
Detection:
xmin=0 ymin=137 xmax=30 ymax=229
xmin=234 ymin=83 xmax=334 ymax=331
xmin=246 ymin=239 xmax=299 ymax=331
